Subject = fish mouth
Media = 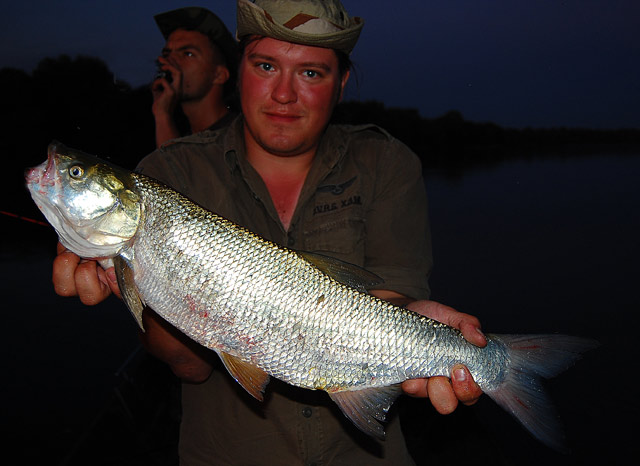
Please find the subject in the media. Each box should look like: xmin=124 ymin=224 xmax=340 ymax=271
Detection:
xmin=25 ymin=142 xmax=59 ymax=187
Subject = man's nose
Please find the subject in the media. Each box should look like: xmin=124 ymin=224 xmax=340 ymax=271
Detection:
xmin=271 ymin=72 xmax=297 ymax=104
xmin=158 ymin=55 xmax=178 ymax=68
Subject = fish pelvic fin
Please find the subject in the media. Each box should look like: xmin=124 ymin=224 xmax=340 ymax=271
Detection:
xmin=113 ymin=255 xmax=145 ymax=331
xmin=328 ymin=384 xmax=403 ymax=440
xmin=218 ymin=352 xmax=270 ymax=401
xmin=486 ymin=334 xmax=599 ymax=453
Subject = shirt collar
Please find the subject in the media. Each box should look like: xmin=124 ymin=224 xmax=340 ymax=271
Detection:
xmin=316 ymin=124 xmax=349 ymax=173
xmin=222 ymin=114 xmax=247 ymax=173
xmin=222 ymin=116 xmax=349 ymax=177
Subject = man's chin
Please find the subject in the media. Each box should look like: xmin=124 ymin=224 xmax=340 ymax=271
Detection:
xmin=259 ymin=139 xmax=310 ymax=157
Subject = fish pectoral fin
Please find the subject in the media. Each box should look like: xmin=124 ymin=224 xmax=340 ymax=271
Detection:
xmin=113 ymin=255 xmax=145 ymax=331
xmin=218 ymin=352 xmax=270 ymax=401
xmin=298 ymin=251 xmax=383 ymax=293
xmin=328 ymin=385 xmax=403 ymax=440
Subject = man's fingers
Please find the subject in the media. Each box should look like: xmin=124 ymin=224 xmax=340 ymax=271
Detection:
xmin=401 ymin=378 xmax=427 ymax=398
xmin=402 ymin=376 xmax=463 ymax=415
xmin=103 ymin=267 xmax=122 ymax=299
xmin=459 ymin=320 xmax=487 ymax=348
xmin=406 ymin=300 xmax=487 ymax=348
xmin=450 ymin=364 xmax=483 ymax=406
xmin=74 ymin=260 xmax=111 ymax=305
xmin=427 ymin=376 xmax=458 ymax=415
xmin=52 ymin=249 xmax=81 ymax=296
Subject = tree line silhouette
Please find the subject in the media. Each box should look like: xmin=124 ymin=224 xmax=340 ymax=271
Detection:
xmin=3 ymin=54 xmax=639 ymax=221
xmin=332 ymin=101 xmax=640 ymax=173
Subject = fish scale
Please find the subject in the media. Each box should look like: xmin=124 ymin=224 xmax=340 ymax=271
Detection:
xmin=129 ymin=185 xmax=549 ymax=397
xmin=132 ymin=173 xmax=450 ymax=389
xmin=25 ymin=142 xmax=598 ymax=449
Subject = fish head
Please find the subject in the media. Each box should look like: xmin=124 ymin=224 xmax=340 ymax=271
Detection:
xmin=25 ymin=141 xmax=141 ymax=259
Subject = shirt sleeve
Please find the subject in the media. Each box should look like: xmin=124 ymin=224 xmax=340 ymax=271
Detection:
xmin=137 ymin=150 xmax=175 ymax=185
xmin=136 ymin=148 xmax=193 ymax=196
xmin=362 ymin=137 xmax=432 ymax=300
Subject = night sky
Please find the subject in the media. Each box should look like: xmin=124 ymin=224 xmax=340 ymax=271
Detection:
xmin=2 ymin=0 xmax=639 ymax=129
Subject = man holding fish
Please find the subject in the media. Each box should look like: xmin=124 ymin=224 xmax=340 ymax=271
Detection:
xmin=52 ymin=1 xmax=485 ymax=464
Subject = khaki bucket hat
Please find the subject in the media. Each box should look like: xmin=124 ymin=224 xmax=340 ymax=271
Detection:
xmin=236 ymin=0 xmax=364 ymax=54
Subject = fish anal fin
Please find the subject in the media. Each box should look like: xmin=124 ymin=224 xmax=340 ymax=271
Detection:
xmin=328 ymin=385 xmax=402 ymax=440
xmin=298 ymin=251 xmax=383 ymax=292
xmin=219 ymin=352 xmax=270 ymax=401
xmin=113 ymin=255 xmax=145 ymax=331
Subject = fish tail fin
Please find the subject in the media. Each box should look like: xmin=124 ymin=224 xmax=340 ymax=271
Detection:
xmin=484 ymin=334 xmax=598 ymax=452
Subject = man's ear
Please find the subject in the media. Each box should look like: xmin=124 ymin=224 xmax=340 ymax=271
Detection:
xmin=338 ymin=70 xmax=350 ymax=102
xmin=213 ymin=65 xmax=230 ymax=85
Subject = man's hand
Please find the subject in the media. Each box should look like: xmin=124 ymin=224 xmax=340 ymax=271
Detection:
xmin=151 ymin=58 xmax=181 ymax=118
xmin=151 ymin=59 xmax=182 ymax=147
xmin=53 ymin=242 xmax=120 ymax=304
xmin=52 ymin=242 xmax=212 ymax=382
xmin=401 ymin=300 xmax=486 ymax=414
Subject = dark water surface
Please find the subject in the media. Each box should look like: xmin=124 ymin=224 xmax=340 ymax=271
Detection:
xmin=423 ymin=153 xmax=640 ymax=465
xmin=2 ymin=151 xmax=638 ymax=464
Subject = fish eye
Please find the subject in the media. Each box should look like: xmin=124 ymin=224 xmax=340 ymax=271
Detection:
xmin=69 ymin=165 xmax=84 ymax=179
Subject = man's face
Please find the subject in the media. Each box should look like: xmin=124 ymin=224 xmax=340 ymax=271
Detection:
xmin=239 ymin=37 xmax=349 ymax=157
xmin=161 ymin=29 xmax=225 ymax=101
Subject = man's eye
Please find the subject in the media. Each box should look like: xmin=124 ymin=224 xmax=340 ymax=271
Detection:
xmin=184 ymin=51 xmax=194 ymax=57
xmin=303 ymin=70 xmax=319 ymax=79
xmin=258 ymin=63 xmax=273 ymax=72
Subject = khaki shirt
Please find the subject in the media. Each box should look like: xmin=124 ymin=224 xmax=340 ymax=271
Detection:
xmin=137 ymin=116 xmax=432 ymax=466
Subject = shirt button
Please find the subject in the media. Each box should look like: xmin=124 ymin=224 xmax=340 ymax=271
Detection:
xmin=302 ymin=406 xmax=313 ymax=418
xmin=288 ymin=236 xmax=295 ymax=246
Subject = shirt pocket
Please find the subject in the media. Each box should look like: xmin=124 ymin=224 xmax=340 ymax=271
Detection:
xmin=301 ymin=206 xmax=366 ymax=265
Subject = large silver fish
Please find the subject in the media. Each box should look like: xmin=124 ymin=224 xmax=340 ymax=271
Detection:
xmin=26 ymin=142 xmax=596 ymax=451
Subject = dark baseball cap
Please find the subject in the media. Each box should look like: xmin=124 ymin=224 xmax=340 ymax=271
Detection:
xmin=154 ymin=7 xmax=238 ymax=69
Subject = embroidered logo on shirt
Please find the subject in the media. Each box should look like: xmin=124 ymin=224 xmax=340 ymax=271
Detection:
xmin=317 ymin=176 xmax=356 ymax=195
xmin=313 ymin=176 xmax=361 ymax=216
xmin=313 ymin=195 xmax=362 ymax=215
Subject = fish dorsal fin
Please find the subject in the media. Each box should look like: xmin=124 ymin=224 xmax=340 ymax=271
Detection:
xmin=218 ymin=352 xmax=270 ymax=401
xmin=328 ymin=385 xmax=403 ymax=440
xmin=298 ymin=251 xmax=383 ymax=293
xmin=113 ymin=255 xmax=145 ymax=331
